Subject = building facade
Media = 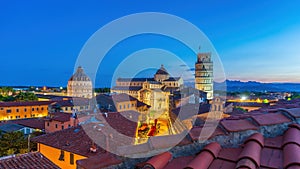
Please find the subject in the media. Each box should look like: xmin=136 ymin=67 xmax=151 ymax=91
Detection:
xmin=67 ymin=66 xmax=93 ymax=99
xmin=195 ymin=52 xmax=214 ymax=99
xmin=0 ymin=101 xmax=51 ymax=121
xmin=111 ymin=65 xmax=183 ymax=112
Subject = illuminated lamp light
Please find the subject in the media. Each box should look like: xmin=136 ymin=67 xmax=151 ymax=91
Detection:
xmin=241 ymin=96 xmax=247 ymax=101
xmin=263 ymin=99 xmax=269 ymax=104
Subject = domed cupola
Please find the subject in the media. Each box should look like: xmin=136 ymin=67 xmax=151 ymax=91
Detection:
xmin=154 ymin=64 xmax=170 ymax=82
xmin=69 ymin=66 xmax=91 ymax=81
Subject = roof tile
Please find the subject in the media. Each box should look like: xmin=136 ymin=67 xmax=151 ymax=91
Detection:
xmin=283 ymin=144 xmax=300 ymax=169
xmin=218 ymin=148 xmax=243 ymax=162
xmin=237 ymin=133 xmax=264 ymax=168
xmin=164 ymin=156 xmax=194 ymax=169
xmin=282 ymin=127 xmax=300 ymax=147
xmin=149 ymin=133 xmax=189 ymax=150
xmin=184 ymin=142 xmax=221 ymax=169
xmin=189 ymin=126 xmax=225 ymax=141
xmin=220 ymin=119 xmax=258 ymax=132
xmin=144 ymin=152 xmax=172 ymax=169
xmin=264 ymin=136 xmax=283 ymax=149
xmin=208 ymin=159 xmax=236 ymax=169
xmin=281 ymin=108 xmax=300 ymax=118
xmin=261 ymin=148 xmax=283 ymax=168
xmin=251 ymin=113 xmax=291 ymax=126
xmin=0 ymin=152 xmax=59 ymax=169
xmin=244 ymin=133 xmax=264 ymax=148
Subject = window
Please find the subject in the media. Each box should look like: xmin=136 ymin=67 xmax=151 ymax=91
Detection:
xmin=65 ymin=107 xmax=68 ymax=111
xmin=119 ymin=105 xmax=122 ymax=110
xmin=24 ymin=108 xmax=27 ymax=112
xmin=128 ymin=104 xmax=130 ymax=108
xmin=41 ymin=107 xmax=44 ymax=111
xmin=55 ymin=124 xmax=58 ymax=128
xmin=16 ymin=109 xmax=19 ymax=112
xmin=24 ymin=115 xmax=27 ymax=118
xmin=6 ymin=109 xmax=11 ymax=113
xmin=70 ymin=153 xmax=74 ymax=165
xmin=32 ymin=108 xmax=34 ymax=111
xmin=0 ymin=108 xmax=3 ymax=110
xmin=47 ymin=122 xmax=50 ymax=126
xmin=62 ymin=125 xmax=64 ymax=130
xmin=58 ymin=150 xmax=65 ymax=161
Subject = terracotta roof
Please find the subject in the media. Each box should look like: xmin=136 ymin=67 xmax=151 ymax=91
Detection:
xmin=76 ymin=153 xmax=122 ymax=169
xmin=220 ymin=119 xmax=258 ymax=132
xmin=251 ymin=112 xmax=291 ymax=126
xmin=45 ymin=112 xmax=72 ymax=122
xmin=149 ymin=132 xmax=191 ymax=150
xmin=186 ymin=142 xmax=221 ymax=169
xmin=281 ymin=108 xmax=300 ymax=119
xmin=237 ymin=133 xmax=264 ymax=168
xmin=164 ymin=156 xmax=194 ymax=169
xmin=11 ymin=118 xmax=45 ymax=130
xmin=0 ymin=152 xmax=60 ymax=169
xmin=137 ymin=124 xmax=300 ymax=169
xmin=144 ymin=152 xmax=172 ymax=169
xmin=0 ymin=101 xmax=52 ymax=107
xmin=32 ymin=112 xmax=138 ymax=157
xmin=189 ymin=126 xmax=225 ymax=141
xmin=111 ymin=93 xmax=137 ymax=102
xmin=52 ymin=98 xmax=90 ymax=107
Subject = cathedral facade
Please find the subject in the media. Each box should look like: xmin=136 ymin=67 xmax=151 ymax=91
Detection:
xmin=111 ymin=65 xmax=183 ymax=112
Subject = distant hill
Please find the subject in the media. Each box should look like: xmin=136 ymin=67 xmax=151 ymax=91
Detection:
xmin=214 ymin=80 xmax=300 ymax=92
xmin=185 ymin=80 xmax=300 ymax=92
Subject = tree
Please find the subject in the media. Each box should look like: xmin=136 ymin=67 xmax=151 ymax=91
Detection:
xmin=0 ymin=131 xmax=27 ymax=157
xmin=15 ymin=92 xmax=38 ymax=101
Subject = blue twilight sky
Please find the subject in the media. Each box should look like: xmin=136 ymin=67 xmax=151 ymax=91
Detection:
xmin=0 ymin=0 xmax=300 ymax=87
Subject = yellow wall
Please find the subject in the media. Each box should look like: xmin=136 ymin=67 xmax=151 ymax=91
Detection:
xmin=0 ymin=105 xmax=48 ymax=121
xmin=38 ymin=143 xmax=86 ymax=169
xmin=116 ymin=100 xmax=137 ymax=112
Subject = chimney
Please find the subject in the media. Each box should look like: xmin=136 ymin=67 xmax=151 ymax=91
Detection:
xmin=89 ymin=142 xmax=97 ymax=153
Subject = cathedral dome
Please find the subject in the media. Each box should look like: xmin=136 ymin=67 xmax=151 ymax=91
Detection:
xmin=69 ymin=66 xmax=91 ymax=81
xmin=155 ymin=64 xmax=169 ymax=75
xmin=154 ymin=64 xmax=170 ymax=82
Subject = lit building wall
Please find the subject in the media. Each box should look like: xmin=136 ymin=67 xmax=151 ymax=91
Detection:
xmin=38 ymin=143 xmax=86 ymax=169
xmin=0 ymin=103 xmax=49 ymax=121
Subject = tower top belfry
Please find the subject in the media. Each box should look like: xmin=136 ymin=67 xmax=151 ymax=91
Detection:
xmin=195 ymin=52 xmax=213 ymax=99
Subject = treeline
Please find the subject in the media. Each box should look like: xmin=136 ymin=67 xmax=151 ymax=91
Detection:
xmin=0 ymin=87 xmax=38 ymax=102
xmin=94 ymin=87 xmax=110 ymax=93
